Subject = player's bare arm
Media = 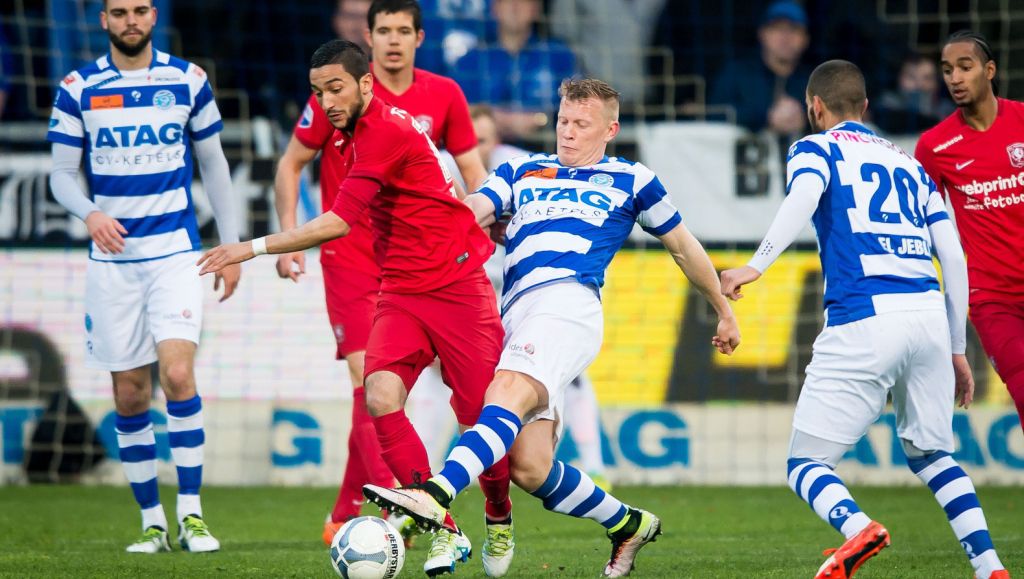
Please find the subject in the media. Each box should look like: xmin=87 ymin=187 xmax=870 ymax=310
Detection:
xmin=453 ymin=147 xmax=488 ymax=192
xmin=658 ymin=223 xmax=740 ymax=355
xmin=273 ymin=135 xmax=319 ymax=282
xmin=198 ymin=211 xmax=351 ymax=275
xmin=464 ymin=193 xmax=498 ymax=228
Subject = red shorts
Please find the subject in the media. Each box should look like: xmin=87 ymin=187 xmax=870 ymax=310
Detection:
xmin=323 ymin=264 xmax=380 ymax=359
xmin=970 ymin=301 xmax=1024 ymax=382
xmin=364 ymin=268 xmax=503 ymax=425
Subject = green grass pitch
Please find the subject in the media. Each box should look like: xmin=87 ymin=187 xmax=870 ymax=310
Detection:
xmin=0 ymin=485 xmax=1019 ymax=578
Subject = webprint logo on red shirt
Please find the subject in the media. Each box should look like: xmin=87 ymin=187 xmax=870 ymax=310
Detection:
xmin=1007 ymin=143 xmax=1024 ymax=168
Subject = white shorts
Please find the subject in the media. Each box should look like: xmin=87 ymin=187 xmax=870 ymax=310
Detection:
xmin=498 ymin=281 xmax=603 ymax=438
xmin=84 ymin=251 xmax=203 ymax=371
xmin=793 ymin=309 xmax=955 ymax=453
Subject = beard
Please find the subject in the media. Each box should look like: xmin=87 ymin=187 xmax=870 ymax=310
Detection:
xmin=336 ymin=95 xmax=365 ymax=132
xmin=108 ymin=28 xmax=152 ymax=58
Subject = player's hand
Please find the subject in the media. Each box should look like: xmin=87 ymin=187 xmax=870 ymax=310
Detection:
xmin=214 ymin=263 xmax=241 ymax=303
xmin=488 ymin=216 xmax=510 ymax=246
xmin=85 ymin=211 xmax=128 ymax=254
xmin=276 ymin=252 xmax=306 ymax=282
xmin=197 ymin=241 xmax=255 ymax=276
xmin=720 ymin=266 xmax=761 ymax=300
xmin=953 ymin=354 xmax=975 ymax=409
xmin=712 ymin=314 xmax=741 ymax=355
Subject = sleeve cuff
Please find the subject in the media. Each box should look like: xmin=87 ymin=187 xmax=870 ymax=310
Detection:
xmin=643 ymin=212 xmax=682 ymax=237
xmin=190 ymin=120 xmax=224 ymax=141
xmin=46 ymin=132 xmax=84 ymax=147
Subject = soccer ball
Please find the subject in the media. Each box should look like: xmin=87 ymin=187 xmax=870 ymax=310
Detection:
xmin=329 ymin=516 xmax=406 ymax=579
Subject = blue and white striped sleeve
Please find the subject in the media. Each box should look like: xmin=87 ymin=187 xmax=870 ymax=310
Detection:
xmin=188 ymin=69 xmax=223 ymax=141
xmin=921 ymin=169 xmax=950 ymax=225
xmin=476 ymin=162 xmax=515 ymax=221
xmin=786 ymin=138 xmax=831 ymax=194
xmin=634 ymin=169 xmax=682 ymax=236
xmin=46 ymin=85 xmax=85 ymax=148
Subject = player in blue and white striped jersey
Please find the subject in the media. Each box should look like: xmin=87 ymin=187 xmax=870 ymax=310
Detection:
xmin=363 ymin=78 xmax=741 ymax=578
xmin=721 ymin=60 xmax=1009 ymax=579
xmin=46 ymin=0 xmax=238 ymax=556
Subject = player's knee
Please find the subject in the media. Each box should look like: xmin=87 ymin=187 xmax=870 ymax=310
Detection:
xmin=112 ymin=377 xmax=150 ymax=415
xmin=364 ymin=372 xmax=406 ymax=417
xmin=161 ymin=359 xmax=194 ymax=392
xmin=485 ymin=371 xmax=542 ymax=417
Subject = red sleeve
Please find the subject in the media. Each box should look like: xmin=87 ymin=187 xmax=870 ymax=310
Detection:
xmin=292 ymin=94 xmax=333 ymax=150
xmin=442 ymin=81 xmax=478 ymax=156
xmin=330 ymin=175 xmax=381 ymax=225
xmin=914 ymin=138 xmax=945 ymax=198
xmin=347 ymin=120 xmax=409 ymax=183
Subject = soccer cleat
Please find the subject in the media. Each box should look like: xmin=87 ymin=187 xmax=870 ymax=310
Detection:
xmin=387 ymin=511 xmax=422 ymax=549
xmin=815 ymin=521 xmax=890 ymax=579
xmin=980 ymin=572 xmax=1011 ymax=579
xmin=178 ymin=514 xmax=221 ymax=553
xmin=603 ymin=508 xmax=662 ymax=577
xmin=482 ymin=520 xmax=515 ymax=577
xmin=126 ymin=526 xmax=171 ymax=554
xmin=323 ymin=518 xmax=346 ymax=547
xmin=363 ymin=482 xmax=451 ymax=532
xmin=423 ymin=528 xmax=472 ymax=576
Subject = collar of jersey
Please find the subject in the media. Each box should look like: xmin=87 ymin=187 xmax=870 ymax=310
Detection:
xmin=827 ymin=120 xmax=874 ymax=135
xmin=100 ymin=47 xmax=161 ymax=73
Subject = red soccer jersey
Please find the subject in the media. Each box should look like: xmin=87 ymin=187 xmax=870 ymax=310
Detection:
xmin=292 ymin=94 xmax=379 ymax=276
xmin=330 ymin=96 xmax=493 ymax=294
xmin=371 ymin=65 xmax=477 ymax=157
xmin=916 ymin=98 xmax=1024 ymax=305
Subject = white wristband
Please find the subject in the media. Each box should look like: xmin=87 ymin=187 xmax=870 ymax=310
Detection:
xmin=251 ymin=237 xmax=268 ymax=256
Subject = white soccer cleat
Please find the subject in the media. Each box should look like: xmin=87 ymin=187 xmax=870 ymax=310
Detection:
xmin=603 ymin=509 xmax=662 ymax=577
xmin=482 ymin=520 xmax=515 ymax=577
xmin=423 ymin=527 xmax=472 ymax=576
xmin=126 ymin=526 xmax=171 ymax=554
xmin=363 ymin=483 xmax=449 ymax=531
xmin=178 ymin=514 xmax=221 ymax=553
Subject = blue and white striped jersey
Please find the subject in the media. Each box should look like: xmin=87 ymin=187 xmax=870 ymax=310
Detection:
xmin=47 ymin=49 xmax=224 ymax=262
xmin=788 ymin=121 xmax=949 ymax=326
xmin=478 ymin=154 xmax=682 ymax=312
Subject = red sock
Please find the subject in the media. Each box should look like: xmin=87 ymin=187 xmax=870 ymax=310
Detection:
xmin=351 ymin=387 xmax=394 ymax=486
xmin=478 ymin=456 xmax=513 ymax=522
xmin=372 ymin=409 xmax=432 ymax=486
xmin=332 ymin=445 xmax=366 ymax=523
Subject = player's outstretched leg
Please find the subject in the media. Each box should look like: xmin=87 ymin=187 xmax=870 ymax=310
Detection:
xmin=906 ymin=450 xmax=1008 ymax=579
xmin=529 ymin=461 xmax=660 ymax=578
xmin=116 ymin=411 xmax=171 ymax=553
xmin=787 ymin=458 xmax=889 ymax=578
xmin=364 ymin=404 xmax=523 ymax=531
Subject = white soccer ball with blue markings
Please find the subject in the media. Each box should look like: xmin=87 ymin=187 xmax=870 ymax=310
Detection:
xmin=329 ymin=516 xmax=405 ymax=579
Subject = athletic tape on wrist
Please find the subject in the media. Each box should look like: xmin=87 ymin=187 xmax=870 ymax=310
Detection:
xmin=251 ymin=237 xmax=268 ymax=256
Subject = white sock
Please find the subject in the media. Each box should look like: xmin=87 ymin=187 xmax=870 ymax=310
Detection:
xmin=177 ymin=493 xmax=203 ymax=522
xmin=141 ymin=504 xmax=169 ymax=532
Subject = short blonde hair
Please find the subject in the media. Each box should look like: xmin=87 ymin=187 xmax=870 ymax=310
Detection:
xmin=558 ymin=78 xmax=620 ymax=120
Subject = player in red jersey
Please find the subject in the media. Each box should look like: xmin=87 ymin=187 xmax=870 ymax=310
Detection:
xmin=272 ymin=0 xmax=494 ymax=548
xmin=202 ymin=39 xmax=510 ymax=576
xmin=916 ymin=31 xmax=1024 ymax=436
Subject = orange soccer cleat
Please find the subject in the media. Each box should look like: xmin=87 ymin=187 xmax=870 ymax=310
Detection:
xmin=815 ymin=521 xmax=890 ymax=579
xmin=980 ymin=571 xmax=1011 ymax=579
xmin=323 ymin=519 xmax=346 ymax=547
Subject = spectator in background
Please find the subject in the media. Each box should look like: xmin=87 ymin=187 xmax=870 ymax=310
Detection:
xmin=418 ymin=0 xmax=494 ymax=73
xmin=451 ymin=0 xmax=577 ymax=139
xmin=710 ymin=0 xmax=811 ymax=136
xmin=550 ymin=0 xmax=667 ymax=109
xmin=873 ymin=53 xmax=953 ymax=135
xmin=334 ymin=0 xmax=372 ymax=53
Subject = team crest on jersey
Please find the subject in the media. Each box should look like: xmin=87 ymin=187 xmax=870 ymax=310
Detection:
xmin=588 ymin=173 xmax=613 ymax=186
xmin=299 ymin=104 xmax=314 ymax=128
xmin=1007 ymin=143 xmax=1024 ymax=168
xmin=153 ymin=89 xmax=176 ymax=110
xmin=413 ymin=115 xmax=434 ymax=135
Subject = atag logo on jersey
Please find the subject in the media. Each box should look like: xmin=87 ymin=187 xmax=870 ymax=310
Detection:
xmin=518 ymin=187 xmax=621 ymax=211
xmin=94 ymin=123 xmax=184 ymax=148
xmin=1007 ymin=143 xmax=1024 ymax=168
xmin=152 ymin=89 xmax=176 ymax=110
